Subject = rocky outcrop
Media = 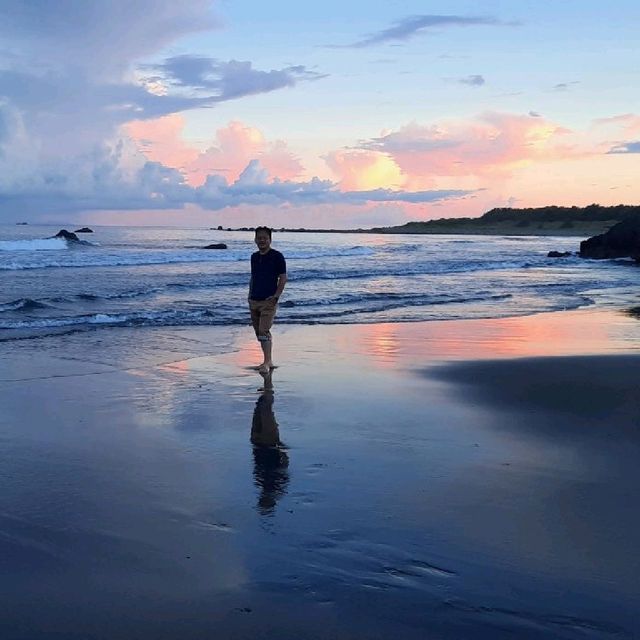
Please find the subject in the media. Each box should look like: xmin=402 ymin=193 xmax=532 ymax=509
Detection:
xmin=74 ymin=227 xmax=93 ymax=233
xmin=579 ymin=218 xmax=640 ymax=261
xmin=547 ymin=251 xmax=572 ymax=258
xmin=202 ymin=243 xmax=227 ymax=249
xmin=53 ymin=229 xmax=80 ymax=242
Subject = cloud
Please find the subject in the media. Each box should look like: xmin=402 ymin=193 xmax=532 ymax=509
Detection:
xmin=552 ymin=81 xmax=580 ymax=91
xmin=358 ymin=113 xmax=578 ymax=180
xmin=0 ymin=0 xmax=218 ymax=77
xmin=144 ymin=56 xmax=326 ymax=101
xmin=0 ymin=0 xmax=330 ymax=220
xmin=593 ymin=113 xmax=640 ymax=137
xmin=458 ymin=75 xmax=485 ymax=86
xmin=125 ymin=114 xmax=199 ymax=171
xmin=591 ymin=114 xmax=640 ymax=155
xmin=194 ymin=161 xmax=472 ymax=210
xmin=0 ymin=0 xmax=219 ymax=161
xmin=126 ymin=118 xmax=304 ymax=186
xmin=324 ymin=149 xmax=405 ymax=190
xmin=335 ymin=14 xmax=513 ymax=48
xmin=607 ymin=141 xmax=640 ymax=154
xmin=0 ymin=130 xmax=473 ymax=218
xmin=0 ymin=140 xmax=192 ymax=214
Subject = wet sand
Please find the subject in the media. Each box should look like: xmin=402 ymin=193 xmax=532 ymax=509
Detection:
xmin=1 ymin=308 xmax=639 ymax=639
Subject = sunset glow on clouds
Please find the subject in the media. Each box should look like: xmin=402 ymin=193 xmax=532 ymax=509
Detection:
xmin=125 ymin=114 xmax=303 ymax=187
xmin=0 ymin=0 xmax=639 ymax=227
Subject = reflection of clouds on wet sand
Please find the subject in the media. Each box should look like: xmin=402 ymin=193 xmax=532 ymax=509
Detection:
xmin=251 ymin=371 xmax=289 ymax=515
xmin=353 ymin=309 xmax=630 ymax=365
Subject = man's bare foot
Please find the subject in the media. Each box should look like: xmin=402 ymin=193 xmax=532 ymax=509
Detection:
xmin=258 ymin=362 xmax=272 ymax=374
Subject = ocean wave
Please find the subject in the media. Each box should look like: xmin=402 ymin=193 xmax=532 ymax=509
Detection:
xmin=286 ymin=246 xmax=375 ymax=259
xmin=0 ymin=292 xmax=515 ymax=331
xmin=283 ymin=291 xmax=512 ymax=308
xmin=0 ymin=308 xmax=229 ymax=330
xmin=0 ymin=244 xmax=375 ymax=270
xmin=382 ymin=243 xmax=422 ymax=252
xmin=0 ymin=298 xmax=52 ymax=312
xmin=0 ymin=237 xmax=69 ymax=252
xmin=25 ymin=258 xmax=551 ymax=308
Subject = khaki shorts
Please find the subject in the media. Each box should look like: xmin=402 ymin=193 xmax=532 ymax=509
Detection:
xmin=249 ymin=298 xmax=278 ymax=341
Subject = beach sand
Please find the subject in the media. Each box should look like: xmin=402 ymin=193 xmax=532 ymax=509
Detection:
xmin=1 ymin=308 xmax=639 ymax=639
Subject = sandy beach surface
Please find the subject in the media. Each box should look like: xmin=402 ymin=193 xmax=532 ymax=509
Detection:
xmin=1 ymin=308 xmax=639 ymax=639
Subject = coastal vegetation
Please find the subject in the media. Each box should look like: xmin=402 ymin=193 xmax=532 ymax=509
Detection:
xmin=224 ymin=205 xmax=640 ymax=236
xmin=370 ymin=204 xmax=640 ymax=236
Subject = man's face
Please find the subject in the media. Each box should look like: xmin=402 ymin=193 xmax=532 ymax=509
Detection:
xmin=255 ymin=231 xmax=271 ymax=251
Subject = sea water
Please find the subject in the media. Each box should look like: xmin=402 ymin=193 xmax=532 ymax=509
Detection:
xmin=1 ymin=224 xmax=638 ymax=341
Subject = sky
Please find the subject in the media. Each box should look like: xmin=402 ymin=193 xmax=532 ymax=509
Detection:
xmin=0 ymin=0 xmax=639 ymax=228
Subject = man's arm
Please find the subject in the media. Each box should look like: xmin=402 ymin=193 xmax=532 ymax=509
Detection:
xmin=271 ymin=273 xmax=287 ymax=300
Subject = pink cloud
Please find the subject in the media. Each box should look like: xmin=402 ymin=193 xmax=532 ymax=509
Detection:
xmin=593 ymin=113 xmax=640 ymax=137
xmin=188 ymin=122 xmax=303 ymax=186
xmin=126 ymin=118 xmax=303 ymax=186
xmin=116 ymin=110 xmax=640 ymax=227
xmin=590 ymin=113 xmax=640 ymax=154
xmin=358 ymin=113 xmax=579 ymax=182
xmin=324 ymin=149 xmax=405 ymax=190
xmin=125 ymin=114 xmax=199 ymax=170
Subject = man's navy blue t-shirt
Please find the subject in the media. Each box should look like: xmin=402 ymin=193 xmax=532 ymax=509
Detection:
xmin=250 ymin=249 xmax=286 ymax=300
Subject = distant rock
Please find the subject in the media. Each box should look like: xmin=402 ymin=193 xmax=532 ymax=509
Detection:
xmin=202 ymin=243 xmax=227 ymax=249
xmin=16 ymin=222 xmax=28 ymax=225
xmin=74 ymin=227 xmax=93 ymax=233
xmin=580 ymin=218 xmax=640 ymax=261
xmin=53 ymin=229 xmax=80 ymax=242
xmin=547 ymin=251 xmax=572 ymax=258
xmin=280 ymin=300 xmax=295 ymax=308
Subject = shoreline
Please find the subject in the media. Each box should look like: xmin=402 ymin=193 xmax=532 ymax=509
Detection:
xmin=217 ymin=226 xmax=603 ymax=237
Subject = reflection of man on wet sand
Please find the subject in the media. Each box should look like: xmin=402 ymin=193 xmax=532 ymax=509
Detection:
xmin=251 ymin=370 xmax=289 ymax=515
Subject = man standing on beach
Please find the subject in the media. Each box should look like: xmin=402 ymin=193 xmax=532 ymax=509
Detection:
xmin=249 ymin=226 xmax=287 ymax=373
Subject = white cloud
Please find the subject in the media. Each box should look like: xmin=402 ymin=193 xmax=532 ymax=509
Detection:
xmin=0 ymin=0 xmax=218 ymax=77
xmin=0 ymin=152 xmax=473 ymax=217
xmin=0 ymin=1 xmax=329 ymax=220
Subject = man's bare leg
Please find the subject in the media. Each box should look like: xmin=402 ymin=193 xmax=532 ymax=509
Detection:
xmin=258 ymin=335 xmax=273 ymax=373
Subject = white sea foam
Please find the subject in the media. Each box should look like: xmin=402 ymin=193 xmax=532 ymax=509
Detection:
xmin=0 ymin=237 xmax=69 ymax=251
xmin=0 ymin=309 xmax=214 ymax=330
xmin=0 ymin=245 xmax=375 ymax=270
xmin=286 ymin=246 xmax=375 ymax=259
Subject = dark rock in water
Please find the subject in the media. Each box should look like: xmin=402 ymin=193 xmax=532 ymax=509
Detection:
xmin=280 ymin=300 xmax=295 ymax=308
xmin=202 ymin=243 xmax=227 ymax=249
xmin=547 ymin=251 xmax=572 ymax=258
xmin=16 ymin=222 xmax=28 ymax=225
xmin=580 ymin=218 xmax=640 ymax=261
xmin=74 ymin=227 xmax=93 ymax=233
xmin=53 ymin=229 xmax=80 ymax=242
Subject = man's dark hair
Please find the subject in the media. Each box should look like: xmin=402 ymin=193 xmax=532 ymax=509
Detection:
xmin=255 ymin=226 xmax=272 ymax=238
